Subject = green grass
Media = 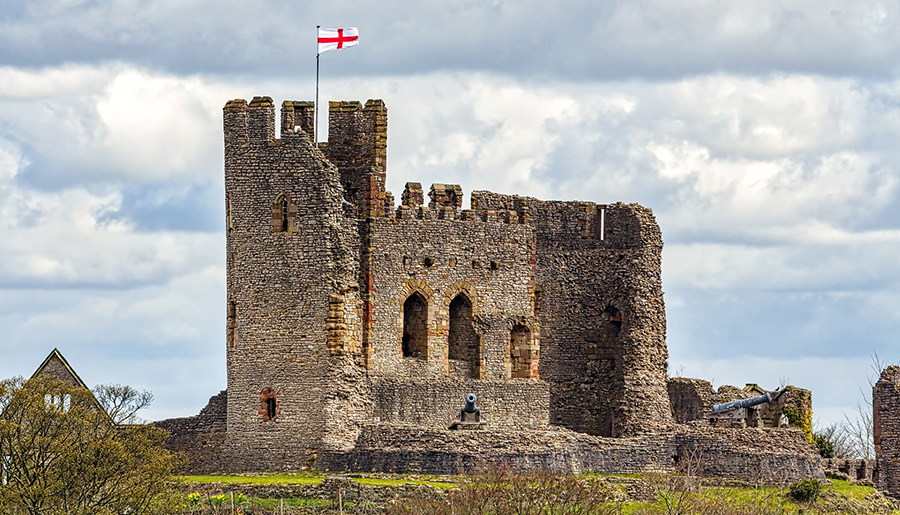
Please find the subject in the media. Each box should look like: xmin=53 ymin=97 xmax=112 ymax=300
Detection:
xmin=176 ymin=473 xmax=900 ymax=515
xmin=827 ymin=478 xmax=877 ymax=500
xmin=179 ymin=474 xmax=323 ymax=485
xmin=352 ymin=476 xmax=459 ymax=489
xmin=179 ymin=473 xmax=458 ymax=490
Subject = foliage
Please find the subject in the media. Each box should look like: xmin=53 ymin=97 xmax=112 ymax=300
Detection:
xmin=386 ymin=466 xmax=620 ymax=515
xmin=0 ymin=376 xmax=184 ymax=514
xmin=813 ymin=422 xmax=853 ymax=459
xmin=788 ymin=478 xmax=822 ymax=503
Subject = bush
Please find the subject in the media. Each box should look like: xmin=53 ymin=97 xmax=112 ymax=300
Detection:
xmin=788 ymin=478 xmax=822 ymax=503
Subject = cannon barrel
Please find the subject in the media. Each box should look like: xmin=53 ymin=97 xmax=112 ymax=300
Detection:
xmin=462 ymin=393 xmax=478 ymax=414
xmin=711 ymin=393 xmax=771 ymax=413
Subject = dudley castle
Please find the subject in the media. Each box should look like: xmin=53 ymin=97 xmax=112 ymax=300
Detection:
xmin=157 ymin=96 xmax=827 ymax=481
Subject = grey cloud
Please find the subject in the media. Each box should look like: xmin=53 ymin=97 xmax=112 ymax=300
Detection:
xmin=2 ymin=1 xmax=899 ymax=80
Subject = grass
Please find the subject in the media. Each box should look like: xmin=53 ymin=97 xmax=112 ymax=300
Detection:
xmin=179 ymin=472 xmax=459 ymax=490
xmin=351 ymin=476 xmax=459 ymax=489
xmin=179 ymin=474 xmax=323 ymax=485
xmin=174 ymin=472 xmax=900 ymax=515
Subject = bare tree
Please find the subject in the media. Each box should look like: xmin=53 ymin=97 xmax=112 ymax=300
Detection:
xmin=838 ymin=353 xmax=886 ymax=459
xmin=91 ymin=383 xmax=154 ymax=424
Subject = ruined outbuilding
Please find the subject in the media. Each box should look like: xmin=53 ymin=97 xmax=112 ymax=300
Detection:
xmin=158 ymin=97 xmax=823 ymax=483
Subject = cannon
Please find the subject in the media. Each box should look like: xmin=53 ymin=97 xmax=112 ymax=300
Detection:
xmin=461 ymin=393 xmax=479 ymax=417
xmin=706 ymin=392 xmax=773 ymax=426
xmin=710 ymin=393 xmax=772 ymax=413
xmin=447 ymin=393 xmax=485 ymax=430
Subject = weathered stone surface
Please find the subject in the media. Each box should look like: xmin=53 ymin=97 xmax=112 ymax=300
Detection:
xmin=875 ymin=366 xmax=900 ymax=495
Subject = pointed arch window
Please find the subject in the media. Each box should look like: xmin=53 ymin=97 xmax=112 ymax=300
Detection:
xmin=402 ymin=293 xmax=428 ymax=358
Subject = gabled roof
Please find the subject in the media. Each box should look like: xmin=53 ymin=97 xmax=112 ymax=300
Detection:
xmin=30 ymin=348 xmax=90 ymax=389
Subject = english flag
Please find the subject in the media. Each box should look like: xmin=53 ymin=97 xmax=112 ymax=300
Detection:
xmin=317 ymin=27 xmax=359 ymax=54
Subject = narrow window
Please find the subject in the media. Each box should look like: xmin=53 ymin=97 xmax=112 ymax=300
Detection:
xmin=448 ymin=294 xmax=478 ymax=378
xmin=225 ymin=193 xmax=233 ymax=233
xmin=272 ymin=194 xmax=296 ymax=233
xmin=509 ymin=324 xmax=534 ymax=378
xmin=402 ymin=293 xmax=428 ymax=358
xmin=227 ymin=300 xmax=237 ymax=349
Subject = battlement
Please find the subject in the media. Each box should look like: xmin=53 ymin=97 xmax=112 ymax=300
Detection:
xmin=223 ymin=97 xmax=386 ymax=152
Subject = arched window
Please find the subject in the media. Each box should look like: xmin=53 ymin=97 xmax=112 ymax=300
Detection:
xmin=509 ymin=324 xmax=534 ymax=378
xmin=402 ymin=293 xmax=428 ymax=358
xmin=448 ymin=294 xmax=478 ymax=378
xmin=272 ymin=194 xmax=297 ymax=233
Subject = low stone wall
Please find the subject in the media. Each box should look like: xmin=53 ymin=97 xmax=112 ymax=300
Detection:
xmin=825 ymin=458 xmax=877 ymax=483
xmin=319 ymin=423 xmax=823 ymax=485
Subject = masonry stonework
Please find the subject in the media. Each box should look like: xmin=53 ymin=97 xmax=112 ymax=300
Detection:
xmin=156 ymin=96 xmax=823 ymax=483
xmin=875 ymin=366 xmax=900 ymax=495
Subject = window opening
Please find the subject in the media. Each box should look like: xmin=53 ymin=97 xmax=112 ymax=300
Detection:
xmin=280 ymin=197 xmax=289 ymax=232
xmin=402 ymin=293 xmax=428 ymax=358
xmin=258 ymin=387 xmax=280 ymax=422
xmin=227 ymin=300 xmax=237 ymax=349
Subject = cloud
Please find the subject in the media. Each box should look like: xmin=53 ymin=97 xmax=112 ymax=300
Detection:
xmin=2 ymin=1 xmax=899 ymax=80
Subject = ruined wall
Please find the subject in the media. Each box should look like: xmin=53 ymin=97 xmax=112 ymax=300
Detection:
xmin=668 ymin=379 xmax=813 ymax=440
xmin=223 ymin=97 xmax=363 ymax=470
xmin=322 ymin=425 xmax=822 ymax=484
xmin=875 ymin=366 xmax=900 ymax=496
xmin=668 ymin=377 xmax=718 ymax=424
xmin=470 ymin=193 xmax=672 ymax=437
xmin=357 ymin=180 xmax=546 ymax=428
xmin=156 ymin=391 xmax=227 ymax=473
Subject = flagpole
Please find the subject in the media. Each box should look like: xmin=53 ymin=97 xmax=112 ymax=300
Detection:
xmin=315 ymin=25 xmax=320 ymax=149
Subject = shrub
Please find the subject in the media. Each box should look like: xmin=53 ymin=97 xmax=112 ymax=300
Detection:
xmin=788 ymin=478 xmax=822 ymax=503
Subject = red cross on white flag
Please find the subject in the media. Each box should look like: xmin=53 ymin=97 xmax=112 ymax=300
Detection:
xmin=317 ymin=27 xmax=359 ymax=55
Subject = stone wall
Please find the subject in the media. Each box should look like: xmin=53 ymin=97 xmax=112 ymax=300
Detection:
xmin=471 ymin=192 xmax=672 ymax=437
xmin=364 ymin=200 xmax=537 ymax=382
xmin=668 ymin=378 xmax=813 ymax=441
xmin=824 ymin=458 xmax=876 ymax=483
xmin=369 ymin=378 xmax=548 ymax=429
xmin=321 ymin=424 xmax=821 ymax=485
xmin=875 ymin=366 xmax=900 ymax=496
xmin=156 ymin=391 xmax=228 ymax=473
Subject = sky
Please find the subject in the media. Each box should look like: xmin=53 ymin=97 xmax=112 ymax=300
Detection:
xmin=0 ymin=0 xmax=898 ymax=428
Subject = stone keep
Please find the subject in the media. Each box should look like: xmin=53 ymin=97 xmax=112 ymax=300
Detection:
xmin=222 ymin=97 xmax=672 ymax=470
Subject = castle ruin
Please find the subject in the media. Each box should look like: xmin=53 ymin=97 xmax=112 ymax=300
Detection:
xmin=159 ymin=96 xmax=823 ymax=482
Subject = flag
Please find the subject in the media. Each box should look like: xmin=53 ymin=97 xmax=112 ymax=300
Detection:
xmin=317 ymin=27 xmax=359 ymax=55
